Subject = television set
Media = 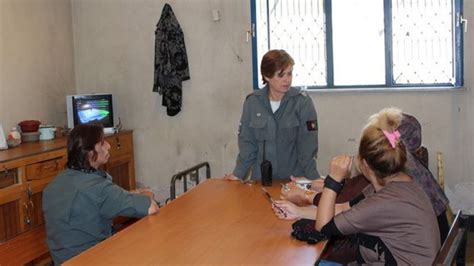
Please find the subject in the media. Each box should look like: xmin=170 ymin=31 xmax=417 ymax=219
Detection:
xmin=66 ymin=93 xmax=117 ymax=134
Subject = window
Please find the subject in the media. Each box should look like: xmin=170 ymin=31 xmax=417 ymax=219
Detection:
xmin=251 ymin=0 xmax=464 ymax=90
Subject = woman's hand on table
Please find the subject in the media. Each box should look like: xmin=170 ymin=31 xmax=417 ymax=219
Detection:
xmin=131 ymin=188 xmax=155 ymax=199
xmin=289 ymin=175 xmax=308 ymax=183
xmin=131 ymin=188 xmax=160 ymax=215
xmin=272 ymin=200 xmax=301 ymax=220
xmin=223 ymin=174 xmax=240 ymax=181
xmin=280 ymin=182 xmax=312 ymax=206
xmin=289 ymin=175 xmax=324 ymax=193
xmin=310 ymin=178 xmax=324 ymax=193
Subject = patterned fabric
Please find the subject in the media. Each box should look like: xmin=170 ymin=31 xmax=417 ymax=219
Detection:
xmin=400 ymin=113 xmax=449 ymax=216
xmin=153 ymin=3 xmax=190 ymax=116
xmin=405 ymin=152 xmax=449 ymax=215
xmin=399 ymin=113 xmax=422 ymax=151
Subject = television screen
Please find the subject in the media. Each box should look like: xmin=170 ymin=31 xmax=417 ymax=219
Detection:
xmin=67 ymin=93 xmax=115 ymax=131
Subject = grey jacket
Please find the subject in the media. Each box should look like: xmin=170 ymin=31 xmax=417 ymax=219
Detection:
xmin=43 ymin=169 xmax=150 ymax=265
xmin=233 ymin=86 xmax=320 ymax=180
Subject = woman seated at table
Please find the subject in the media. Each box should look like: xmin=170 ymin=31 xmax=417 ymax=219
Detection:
xmin=43 ymin=124 xmax=159 ymax=265
xmin=314 ymin=112 xmax=440 ymax=264
xmin=274 ymin=107 xmax=450 ymax=243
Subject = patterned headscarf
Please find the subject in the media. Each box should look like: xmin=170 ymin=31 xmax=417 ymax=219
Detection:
xmin=398 ymin=113 xmax=449 ymax=216
xmin=398 ymin=113 xmax=422 ymax=152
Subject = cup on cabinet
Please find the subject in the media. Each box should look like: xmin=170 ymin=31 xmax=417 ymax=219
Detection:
xmin=39 ymin=125 xmax=56 ymax=140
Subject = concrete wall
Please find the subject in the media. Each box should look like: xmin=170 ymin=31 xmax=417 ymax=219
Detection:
xmin=1 ymin=0 xmax=472 ymax=207
xmin=71 ymin=0 xmax=473 ymax=204
xmin=71 ymin=0 xmax=251 ymax=200
xmin=0 ymin=0 xmax=75 ymax=130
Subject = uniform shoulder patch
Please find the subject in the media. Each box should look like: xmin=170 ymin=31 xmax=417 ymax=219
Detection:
xmin=306 ymin=119 xmax=318 ymax=131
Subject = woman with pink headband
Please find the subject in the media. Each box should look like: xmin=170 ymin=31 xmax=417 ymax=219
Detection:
xmin=315 ymin=109 xmax=440 ymax=265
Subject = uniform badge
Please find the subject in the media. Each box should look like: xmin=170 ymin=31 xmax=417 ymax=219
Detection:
xmin=306 ymin=120 xmax=318 ymax=131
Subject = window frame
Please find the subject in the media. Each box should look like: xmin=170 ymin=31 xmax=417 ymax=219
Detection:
xmin=250 ymin=0 xmax=464 ymax=90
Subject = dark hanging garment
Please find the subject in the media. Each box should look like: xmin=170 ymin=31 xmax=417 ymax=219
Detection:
xmin=153 ymin=3 xmax=190 ymax=116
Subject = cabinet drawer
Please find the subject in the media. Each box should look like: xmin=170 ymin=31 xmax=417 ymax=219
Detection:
xmin=0 ymin=169 xmax=19 ymax=189
xmin=25 ymin=157 xmax=66 ymax=180
xmin=107 ymin=134 xmax=133 ymax=158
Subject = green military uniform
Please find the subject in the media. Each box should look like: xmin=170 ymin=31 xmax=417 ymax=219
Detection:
xmin=43 ymin=169 xmax=150 ymax=265
xmin=233 ymin=86 xmax=320 ymax=180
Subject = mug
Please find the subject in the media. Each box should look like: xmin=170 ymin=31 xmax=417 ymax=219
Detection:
xmin=39 ymin=126 xmax=56 ymax=140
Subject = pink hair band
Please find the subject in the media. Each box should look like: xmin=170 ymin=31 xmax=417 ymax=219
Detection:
xmin=382 ymin=130 xmax=401 ymax=148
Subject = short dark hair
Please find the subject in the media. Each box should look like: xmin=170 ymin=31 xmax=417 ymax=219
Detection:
xmin=66 ymin=124 xmax=104 ymax=169
xmin=260 ymin=49 xmax=295 ymax=85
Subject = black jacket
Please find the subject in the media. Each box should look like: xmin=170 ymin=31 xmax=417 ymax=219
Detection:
xmin=153 ymin=3 xmax=190 ymax=116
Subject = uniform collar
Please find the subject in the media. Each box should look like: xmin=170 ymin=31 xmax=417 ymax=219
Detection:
xmin=254 ymin=85 xmax=301 ymax=102
xmin=68 ymin=166 xmax=108 ymax=178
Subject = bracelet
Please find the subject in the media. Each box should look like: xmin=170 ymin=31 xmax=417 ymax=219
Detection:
xmin=324 ymin=175 xmax=344 ymax=194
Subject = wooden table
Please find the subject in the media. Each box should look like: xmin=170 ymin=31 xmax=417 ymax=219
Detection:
xmin=65 ymin=179 xmax=326 ymax=265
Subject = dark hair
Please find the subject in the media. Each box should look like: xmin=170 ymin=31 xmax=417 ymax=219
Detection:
xmin=66 ymin=124 xmax=104 ymax=169
xmin=260 ymin=49 xmax=295 ymax=84
xmin=359 ymin=113 xmax=407 ymax=178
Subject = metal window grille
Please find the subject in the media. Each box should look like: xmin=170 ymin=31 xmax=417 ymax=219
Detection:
xmin=252 ymin=0 xmax=464 ymax=89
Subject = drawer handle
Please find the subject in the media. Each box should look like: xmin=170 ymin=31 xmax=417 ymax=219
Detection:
xmin=116 ymin=137 xmax=121 ymax=150
xmin=3 ymin=166 xmax=8 ymax=176
xmin=42 ymin=160 xmax=60 ymax=170
xmin=27 ymin=186 xmax=33 ymax=198
xmin=23 ymin=203 xmax=31 ymax=225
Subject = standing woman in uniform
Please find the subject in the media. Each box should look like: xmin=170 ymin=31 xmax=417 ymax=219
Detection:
xmin=226 ymin=49 xmax=320 ymax=181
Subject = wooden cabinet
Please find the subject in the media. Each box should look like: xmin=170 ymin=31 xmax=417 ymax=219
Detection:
xmin=0 ymin=130 xmax=136 ymax=265
xmin=103 ymin=133 xmax=136 ymax=191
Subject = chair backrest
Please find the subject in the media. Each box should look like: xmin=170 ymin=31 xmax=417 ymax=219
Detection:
xmin=432 ymin=210 xmax=465 ymax=265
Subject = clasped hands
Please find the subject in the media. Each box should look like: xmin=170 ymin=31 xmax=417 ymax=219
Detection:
xmin=131 ymin=188 xmax=157 ymax=202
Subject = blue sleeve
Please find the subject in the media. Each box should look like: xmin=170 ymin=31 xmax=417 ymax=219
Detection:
xmin=99 ymin=180 xmax=150 ymax=219
xmin=296 ymin=95 xmax=320 ymax=179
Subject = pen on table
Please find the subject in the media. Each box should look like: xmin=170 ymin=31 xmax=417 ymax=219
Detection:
xmin=261 ymin=187 xmax=286 ymax=217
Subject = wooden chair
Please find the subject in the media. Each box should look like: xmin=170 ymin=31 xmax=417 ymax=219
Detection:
xmin=437 ymin=152 xmax=454 ymax=224
xmin=167 ymin=162 xmax=211 ymax=202
xmin=432 ymin=210 xmax=466 ymax=265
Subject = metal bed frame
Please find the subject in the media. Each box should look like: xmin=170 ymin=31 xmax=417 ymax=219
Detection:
xmin=168 ymin=162 xmax=211 ymax=202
